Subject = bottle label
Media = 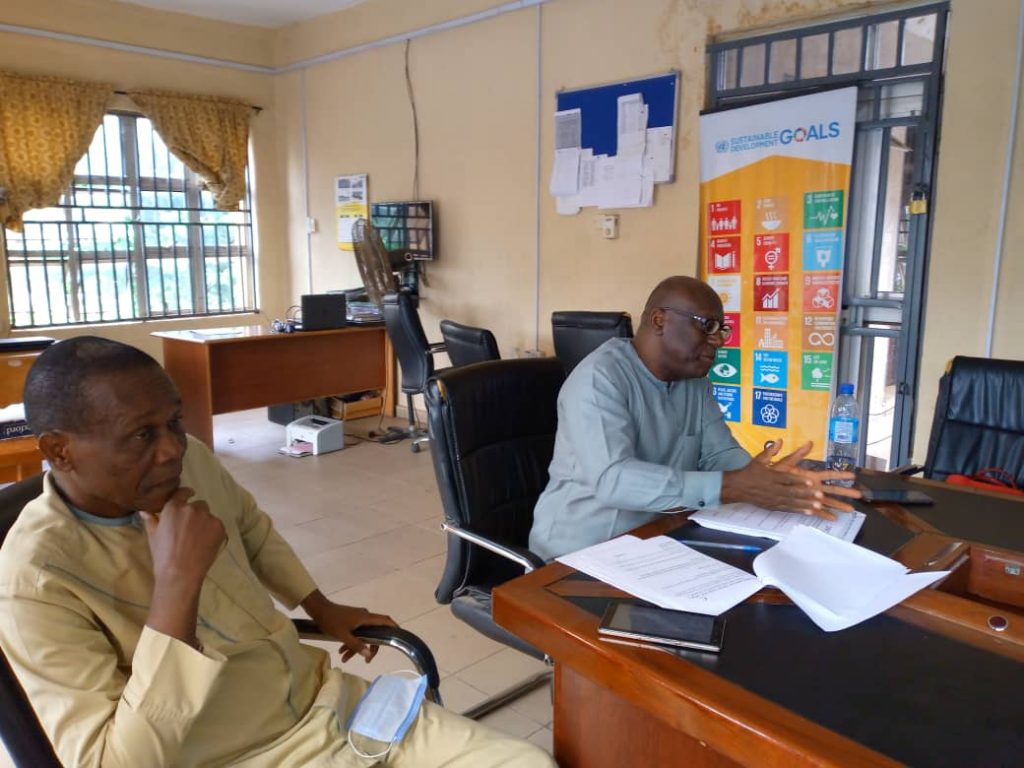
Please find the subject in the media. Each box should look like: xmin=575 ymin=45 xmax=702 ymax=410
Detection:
xmin=829 ymin=417 xmax=859 ymax=444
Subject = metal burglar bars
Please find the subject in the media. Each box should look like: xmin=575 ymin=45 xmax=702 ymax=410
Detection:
xmin=707 ymin=3 xmax=948 ymax=470
xmin=2 ymin=113 xmax=256 ymax=328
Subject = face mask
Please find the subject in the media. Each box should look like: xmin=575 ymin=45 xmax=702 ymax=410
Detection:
xmin=346 ymin=671 xmax=428 ymax=760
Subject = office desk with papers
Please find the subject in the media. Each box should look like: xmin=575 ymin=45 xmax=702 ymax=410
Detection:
xmin=494 ymin=474 xmax=1024 ymax=767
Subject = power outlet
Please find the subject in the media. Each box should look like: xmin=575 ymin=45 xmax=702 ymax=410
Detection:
xmin=305 ymin=217 xmax=318 ymax=234
xmin=598 ymin=214 xmax=618 ymax=239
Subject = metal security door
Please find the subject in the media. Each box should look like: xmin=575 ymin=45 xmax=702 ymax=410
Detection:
xmin=708 ymin=4 xmax=948 ymax=468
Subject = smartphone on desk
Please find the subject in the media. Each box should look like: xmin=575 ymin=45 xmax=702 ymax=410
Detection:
xmin=599 ymin=603 xmax=725 ymax=653
xmin=860 ymin=487 xmax=934 ymax=505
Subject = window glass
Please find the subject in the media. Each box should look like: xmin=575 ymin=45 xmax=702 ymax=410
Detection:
xmin=2 ymin=114 xmax=255 ymax=328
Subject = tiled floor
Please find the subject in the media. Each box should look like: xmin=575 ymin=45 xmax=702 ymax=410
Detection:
xmin=0 ymin=408 xmax=552 ymax=767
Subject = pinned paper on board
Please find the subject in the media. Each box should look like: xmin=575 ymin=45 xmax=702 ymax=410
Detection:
xmin=551 ymin=72 xmax=678 ymax=215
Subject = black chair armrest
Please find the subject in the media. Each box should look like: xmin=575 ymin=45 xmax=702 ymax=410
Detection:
xmin=892 ymin=463 xmax=924 ymax=476
xmin=440 ymin=521 xmax=546 ymax=573
xmin=292 ymin=619 xmax=442 ymax=703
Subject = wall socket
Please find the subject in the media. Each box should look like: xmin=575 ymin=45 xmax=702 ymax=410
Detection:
xmin=305 ymin=217 xmax=318 ymax=234
xmin=598 ymin=214 xmax=618 ymax=239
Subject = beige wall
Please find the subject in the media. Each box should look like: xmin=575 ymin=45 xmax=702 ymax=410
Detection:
xmin=1 ymin=0 xmax=1022 ymax=461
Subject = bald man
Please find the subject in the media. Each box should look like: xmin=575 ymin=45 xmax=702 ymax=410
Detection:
xmin=529 ymin=276 xmax=860 ymax=560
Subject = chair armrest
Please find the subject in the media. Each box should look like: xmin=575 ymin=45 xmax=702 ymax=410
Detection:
xmin=892 ymin=463 xmax=924 ymax=476
xmin=440 ymin=521 xmax=546 ymax=573
xmin=427 ymin=342 xmax=447 ymax=355
xmin=292 ymin=619 xmax=442 ymax=704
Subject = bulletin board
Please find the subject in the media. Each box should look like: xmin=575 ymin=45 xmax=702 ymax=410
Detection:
xmin=556 ymin=71 xmax=678 ymax=179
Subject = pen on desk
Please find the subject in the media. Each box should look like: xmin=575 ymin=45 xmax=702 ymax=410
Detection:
xmin=678 ymin=540 xmax=764 ymax=553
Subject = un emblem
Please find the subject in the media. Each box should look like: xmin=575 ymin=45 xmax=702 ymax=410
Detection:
xmin=715 ymin=140 xmax=729 ymax=153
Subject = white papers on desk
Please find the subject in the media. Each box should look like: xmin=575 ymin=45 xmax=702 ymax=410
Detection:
xmin=753 ymin=526 xmax=949 ymax=632
xmin=558 ymin=527 xmax=948 ymax=630
xmin=689 ymin=503 xmax=865 ymax=543
xmin=557 ymin=535 xmax=762 ymax=616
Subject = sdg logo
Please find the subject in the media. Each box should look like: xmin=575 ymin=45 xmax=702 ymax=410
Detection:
xmin=752 ymin=388 xmax=787 ymax=429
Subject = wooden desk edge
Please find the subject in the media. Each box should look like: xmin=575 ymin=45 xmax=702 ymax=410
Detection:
xmin=493 ymin=567 xmax=901 ymax=768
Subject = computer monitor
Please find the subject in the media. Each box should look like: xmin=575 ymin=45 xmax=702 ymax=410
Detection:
xmin=300 ymin=294 xmax=347 ymax=331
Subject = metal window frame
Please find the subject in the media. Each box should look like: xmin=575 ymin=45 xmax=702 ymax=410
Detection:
xmin=2 ymin=112 xmax=257 ymax=329
xmin=706 ymin=2 xmax=949 ymax=468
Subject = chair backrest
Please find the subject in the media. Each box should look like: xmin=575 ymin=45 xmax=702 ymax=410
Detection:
xmin=382 ymin=292 xmax=435 ymax=395
xmin=0 ymin=474 xmax=63 ymax=768
xmin=551 ymin=311 xmax=633 ymax=374
xmin=924 ymin=356 xmax=1024 ymax=487
xmin=438 ymin=320 xmax=500 ymax=367
xmin=426 ymin=358 xmax=564 ymax=602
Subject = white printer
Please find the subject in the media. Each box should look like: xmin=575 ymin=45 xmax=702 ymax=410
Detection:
xmin=285 ymin=415 xmax=344 ymax=455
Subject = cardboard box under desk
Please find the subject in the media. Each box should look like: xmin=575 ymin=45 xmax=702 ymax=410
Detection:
xmin=330 ymin=394 xmax=384 ymax=421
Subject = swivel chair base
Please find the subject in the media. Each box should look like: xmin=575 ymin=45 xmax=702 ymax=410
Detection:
xmin=370 ymin=394 xmax=430 ymax=453
xmin=460 ymin=668 xmax=552 ymax=721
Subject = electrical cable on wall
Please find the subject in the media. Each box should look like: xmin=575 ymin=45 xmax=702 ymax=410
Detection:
xmin=404 ymin=38 xmax=427 ymax=286
xmin=405 ymin=39 xmax=420 ymax=201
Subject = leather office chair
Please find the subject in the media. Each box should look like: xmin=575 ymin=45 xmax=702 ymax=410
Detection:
xmin=381 ymin=291 xmax=447 ymax=453
xmin=438 ymin=320 xmax=500 ymax=367
xmin=0 ymin=475 xmax=441 ymax=767
xmin=425 ymin=357 xmax=564 ymax=719
xmin=913 ymin=355 xmax=1024 ymax=486
xmin=551 ymin=310 xmax=633 ymax=374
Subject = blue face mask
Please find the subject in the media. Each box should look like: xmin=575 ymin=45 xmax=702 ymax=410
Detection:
xmin=346 ymin=672 xmax=428 ymax=759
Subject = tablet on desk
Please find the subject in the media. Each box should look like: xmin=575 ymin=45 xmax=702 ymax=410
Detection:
xmin=599 ymin=602 xmax=725 ymax=653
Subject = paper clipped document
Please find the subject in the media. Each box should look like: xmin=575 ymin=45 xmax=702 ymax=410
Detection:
xmin=689 ymin=503 xmax=865 ymax=542
xmin=753 ymin=526 xmax=949 ymax=632
xmin=557 ymin=535 xmax=762 ymax=616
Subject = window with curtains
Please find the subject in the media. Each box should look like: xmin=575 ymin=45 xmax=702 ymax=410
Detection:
xmin=1 ymin=112 xmax=255 ymax=328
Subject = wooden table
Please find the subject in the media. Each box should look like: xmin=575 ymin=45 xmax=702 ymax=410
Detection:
xmin=0 ymin=347 xmax=48 ymax=483
xmin=154 ymin=326 xmax=395 ymax=447
xmin=494 ymin=476 xmax=1024 ymax=767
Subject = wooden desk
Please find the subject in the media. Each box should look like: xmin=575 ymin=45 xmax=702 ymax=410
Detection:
xmin=0 ymin=348 xmax=46 ymax=482
xmin=154 ymin=326 xmax=395 ymax=447
xmin=494 ymin=478 xmax=1024 ymax=767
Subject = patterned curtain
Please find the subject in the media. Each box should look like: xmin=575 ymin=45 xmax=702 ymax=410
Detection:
xmin=0 ymin=72 xmax=113 ymax=232
xmin=128 ymin=91 xmax=253 ymax=211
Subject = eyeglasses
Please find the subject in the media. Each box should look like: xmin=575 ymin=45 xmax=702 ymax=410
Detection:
xmin=659 ymin=307 xmax=733 ymax=341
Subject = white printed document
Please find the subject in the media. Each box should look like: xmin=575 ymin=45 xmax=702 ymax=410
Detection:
xmin=559 ymin=526 xmax=946 ymax=629
xmin=753 ymin=526 xmax=949 ymax=631
xmin=689 ymin=503 xmax=865 ymax=542
xmin=557 ymin=535 xmax=763 ymax=616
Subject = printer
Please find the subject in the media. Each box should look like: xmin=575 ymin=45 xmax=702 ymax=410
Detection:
xmin=285 ymin=415 xmax=344 ymax=455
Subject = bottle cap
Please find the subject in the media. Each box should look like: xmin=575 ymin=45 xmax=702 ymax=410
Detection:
xmin=839 ymin=383 xmax=855 ymax=395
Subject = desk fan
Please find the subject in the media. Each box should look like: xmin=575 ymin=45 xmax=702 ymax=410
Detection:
xmin=351 ymin=218 xmax=399 ymax=307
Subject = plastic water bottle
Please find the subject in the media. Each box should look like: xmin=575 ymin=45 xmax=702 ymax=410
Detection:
xmin=827 ymin=383 xmax=860 ymax=486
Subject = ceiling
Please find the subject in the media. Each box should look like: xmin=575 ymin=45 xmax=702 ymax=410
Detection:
xmin=117 ymin=0 xmax=370 ymax=28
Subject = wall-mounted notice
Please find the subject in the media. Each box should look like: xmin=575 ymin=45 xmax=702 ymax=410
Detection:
xmin=699 ymin=88 xmax=857 ymax=458
xmin=552 ymin=72 xmax=677 ymax=215
xmin=335 ymin=173 xmax=368 ymax=251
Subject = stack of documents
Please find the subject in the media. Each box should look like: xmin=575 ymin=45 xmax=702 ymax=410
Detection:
xmin=558 ymin=525 xmax=948 ymax=631
xmin=689 ymin=503 xmax=865 ymax=542
xmin=752 ymin=526 xmax=949 ymax=631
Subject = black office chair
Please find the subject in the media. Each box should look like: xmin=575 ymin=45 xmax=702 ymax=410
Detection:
xmin=438 ymin=320 xmax=500 ymax=367
xmin=902 ymin=356 xmax=1024 ymax=486
xmin=381 ymin=291 xmax=447 ymax=453
xmin=425 ymin=357 xmax=564 ymax=719
xmin=0 ymin=475 xmax=441 ymax=767
xmin=551 ymin=310 xmax=633 ymax=374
